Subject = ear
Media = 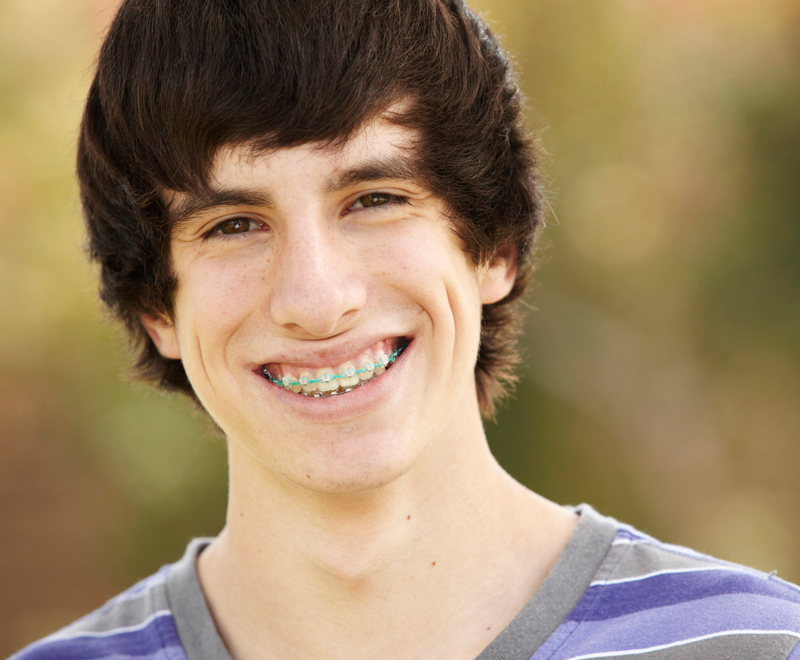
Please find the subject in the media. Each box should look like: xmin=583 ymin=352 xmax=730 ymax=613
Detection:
xmin=140 ymin=314 xmax=181 ymax=360
xmin=479 ymin=244 xmax=518 ymax=305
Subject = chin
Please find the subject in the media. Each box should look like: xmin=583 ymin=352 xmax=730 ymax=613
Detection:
xmin=282 ymin=429 xmax=425 ymax=495
xmin=299 ymin=472 xmax=402 ymax=495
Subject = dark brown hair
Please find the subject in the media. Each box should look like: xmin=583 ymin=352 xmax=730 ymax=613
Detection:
xmin=78 ymin=0 xmax=544 ymax=418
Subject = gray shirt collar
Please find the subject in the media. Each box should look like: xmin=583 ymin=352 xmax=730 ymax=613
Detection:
xmin=166 ymin=504 xmax=617 ymax=660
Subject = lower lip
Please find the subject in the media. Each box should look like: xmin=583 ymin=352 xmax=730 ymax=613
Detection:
xmin=253 ymin=340 xmax=412 ymax=423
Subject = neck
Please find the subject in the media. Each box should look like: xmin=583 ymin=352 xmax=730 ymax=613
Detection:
xmin=197 ymin=393 xmax=576 ymax=660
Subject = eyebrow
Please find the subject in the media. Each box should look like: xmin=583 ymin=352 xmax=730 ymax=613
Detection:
xmin=169 ymin=154 xmax=421 ymax=229
xmin=169 ymin=189 xmax=274 ymax=231
xmin=323 ymin=154 xmax=420 ymax=193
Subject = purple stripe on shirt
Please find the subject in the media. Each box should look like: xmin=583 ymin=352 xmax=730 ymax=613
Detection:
xmin=11 ymin=613 xmax=185 ymax=660
xmin=569 ymin=570 xmax=800 ymax=622
xmin=557 ymin=592 xmax=800 ymax=657
xmin=611 ymin=528 xmax=645 ymax=543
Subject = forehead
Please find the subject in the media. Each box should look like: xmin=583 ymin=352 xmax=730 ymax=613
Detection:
xmin=210 ymin=117 xmax=420 ymax=191
xmin=164 ymin=107 xmax=431 ymax=232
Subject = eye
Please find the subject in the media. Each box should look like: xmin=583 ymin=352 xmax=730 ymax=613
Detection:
xmin=350 ymin=192 xmax=407 ymax=210
xmin=207 ymin=216 xmax=264 ymax=239
xmin=218 ymin=217 xmax=251 ymax=234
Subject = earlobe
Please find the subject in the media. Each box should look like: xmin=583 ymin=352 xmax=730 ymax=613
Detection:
xmin=140 ymin=314 xmax=181 ymax=360
xmin=479 ymin=246 xmax=518 ymax=305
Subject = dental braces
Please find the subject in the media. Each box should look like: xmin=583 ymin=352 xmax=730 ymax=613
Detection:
xmin=265 ymin=343 xmax=407 ymax=391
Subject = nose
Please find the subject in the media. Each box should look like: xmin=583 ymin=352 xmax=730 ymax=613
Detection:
xmin=269 ymin=216 xmax=367 ymax=338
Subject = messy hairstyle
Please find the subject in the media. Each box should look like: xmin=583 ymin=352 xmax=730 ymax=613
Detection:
xmin=78 ymin=0 xmax=545 ymax=418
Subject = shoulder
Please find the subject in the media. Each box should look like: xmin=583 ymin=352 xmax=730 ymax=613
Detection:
xmin=8 ymin=566 xmax=185 ymax=660
xmin=539 ymin=513 xmax=800 ymax=660
xmin=592 ymin=523 xmax=800 ymax=620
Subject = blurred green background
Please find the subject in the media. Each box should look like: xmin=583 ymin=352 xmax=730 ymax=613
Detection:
xmin=1 ymin=0 xmax=799 ymax=654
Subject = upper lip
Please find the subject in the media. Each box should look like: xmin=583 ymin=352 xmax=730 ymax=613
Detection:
xmin=251 ymin=333 xmax=410 ymax=371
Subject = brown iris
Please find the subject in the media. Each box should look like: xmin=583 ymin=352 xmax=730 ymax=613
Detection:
xmin=359 ymin=193 xmax=391 ymax=207
xmin=218 ymin=217 xmax=249 ymax=234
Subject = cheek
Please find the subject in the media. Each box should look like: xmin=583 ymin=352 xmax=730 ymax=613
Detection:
xmin=377 ymin=221 xmax=484 ymax=341
xmin=374 ymin=219 xmax=471 ymax=283
xmin=174 ymin=257 xmax=265 ymax=347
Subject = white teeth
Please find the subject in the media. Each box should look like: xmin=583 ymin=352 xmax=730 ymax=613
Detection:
xmin=316 ymin=368 xmax=338 ymax=392
xmin=358 ymin=356 xmax=375 ymax=381
xmin=299 ymin=372 xmax=317 ymax=394
xmin=338 ymin=361 xmax=360 ymax=388
xmin=373 ymin=352 xmax=387 ymax=375
xmin=266 ymin=341 xmax=407 ymax=396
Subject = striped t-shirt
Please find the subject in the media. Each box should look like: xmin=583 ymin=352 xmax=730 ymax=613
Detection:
xmin=11 ymin=505 xmax=800 ymax=660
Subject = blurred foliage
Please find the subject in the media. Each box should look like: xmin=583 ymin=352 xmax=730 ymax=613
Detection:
xmin=1 ymin=0 xmax=799 ymax=654
xmin=480 ymin=0 xmax=800 ymax=580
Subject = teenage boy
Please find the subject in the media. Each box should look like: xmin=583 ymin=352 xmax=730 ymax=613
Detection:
xmin=13 ymin=1 xmax=800 ymax=659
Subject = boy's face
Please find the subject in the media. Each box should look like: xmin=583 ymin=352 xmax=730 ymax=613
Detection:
xmin=143 ymin=116 xmax=515 ymax=493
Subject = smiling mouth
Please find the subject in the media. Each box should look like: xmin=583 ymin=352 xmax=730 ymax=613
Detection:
xmin=261 ymin=337 xmax=410 ymax=397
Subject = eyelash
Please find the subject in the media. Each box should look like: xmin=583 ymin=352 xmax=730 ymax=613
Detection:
xmin=347 ymin=192 xmax=410 ymax=212
xmin=204 ymin=217 xmax=264 ymax=241
xmin=204 ymin=192 xmax=410 ymax=240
